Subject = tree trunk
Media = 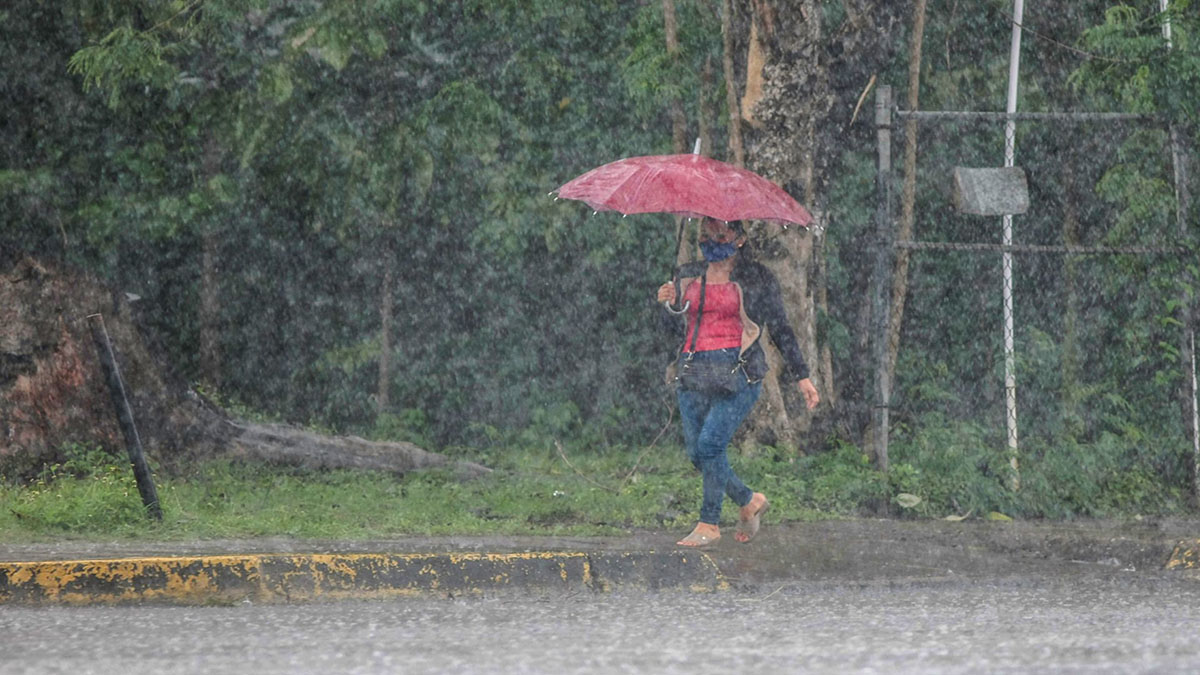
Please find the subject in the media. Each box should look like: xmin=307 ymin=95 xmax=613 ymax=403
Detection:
xmin=699 ymin=56 xmax=714 ymax=158
xmin=740 ymin=2 xmax=771 ymax=130
xmin=0 ymin=257 xmax=489 ymax=481
xmin=729 ymin=0 xmax=808 ymax=454
xmin=199 ymin=135 xmax=223 ymax=389
xmin=886 ymin=0 xmax=928 ymax=390
xmin=664 ymin=0 xmax=693 ymax=268
xmin=228 ymin=421 xmax=488 ymax=480
xmin=377 ymin=261 xmax=394 ymax=416
xmin=812 ymin=210 xmax=835 ymax=406
xmin=721 ymin=0 xmax=745 ymax=166
xmin=663 ymin=0 xmax=688 ymax=154
xmin=1060 ymin=164 xmax=1082 ymax=436
xmin=732 ymin=0 xmax=907 ymax=451
xmin=199 ymin=234 xmax=221 ymax=388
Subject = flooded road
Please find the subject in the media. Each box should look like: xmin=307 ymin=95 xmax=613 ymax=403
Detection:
xmin=5 ymin=570 xmax=1198 ymax=674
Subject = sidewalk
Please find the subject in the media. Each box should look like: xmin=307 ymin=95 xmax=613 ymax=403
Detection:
xmin=2 ymin=518 xmax=1198 ymax=605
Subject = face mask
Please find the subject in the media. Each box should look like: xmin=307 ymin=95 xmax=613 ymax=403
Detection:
xmin=700 ymin=239 xmax=738 ymax=262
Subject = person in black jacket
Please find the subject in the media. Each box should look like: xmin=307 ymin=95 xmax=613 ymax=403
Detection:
xmin=656 ymin=218 xmax=819 ymax=548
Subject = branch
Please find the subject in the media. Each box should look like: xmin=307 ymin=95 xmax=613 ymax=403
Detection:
xmin=554 ymin=439 xmax=620 ymax=494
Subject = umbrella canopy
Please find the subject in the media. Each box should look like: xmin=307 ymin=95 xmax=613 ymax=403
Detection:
xmin=555 ymin=153 xmax=812 ymax=226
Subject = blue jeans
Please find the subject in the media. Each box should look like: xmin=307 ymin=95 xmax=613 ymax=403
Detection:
xmin=676 ymin=348 xmax=763 ymax=525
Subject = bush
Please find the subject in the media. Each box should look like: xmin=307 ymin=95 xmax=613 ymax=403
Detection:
xmin=793 ymin=440 xmax=889 ymax=514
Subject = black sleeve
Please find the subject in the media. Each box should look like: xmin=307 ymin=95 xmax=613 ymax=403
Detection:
xmin=754 ymin=268 xmax=811 ymax=382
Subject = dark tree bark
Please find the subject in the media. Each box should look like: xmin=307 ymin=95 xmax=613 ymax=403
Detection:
xmin=721 ymin=0 xmax=746 ymax=166
xmin=663 ymin=0 xmax=688 ymax=154
xmin=732 ymin=0 xmax=908 ymax=451
xmin=199 ymin=135 xmax=223 ymax=390
xmin=888 ymin=0 xmax=928 ymax=391
xmin=0 ymin=257 xmax=489 ymax=480
xmin=378 ymin=259 xmax=394 ymax=415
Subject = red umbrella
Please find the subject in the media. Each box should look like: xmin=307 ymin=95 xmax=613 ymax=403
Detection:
xmin=556 ymin=153 xmax=813 ymax=314
xmin=554 ymin=153 xmax=812 ymax=226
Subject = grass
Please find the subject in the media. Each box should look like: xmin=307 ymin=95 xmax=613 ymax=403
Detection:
xmin=0 ymin=443 xmax=850 ymax=543
xmin=1 ymin=426 xmax=1190 ymax=543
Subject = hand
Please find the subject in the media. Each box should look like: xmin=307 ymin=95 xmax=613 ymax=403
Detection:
xmin=656 ymin=282 xmax=676 ymax=304
xmin=798 ymin=378 xmax=820 ymax=410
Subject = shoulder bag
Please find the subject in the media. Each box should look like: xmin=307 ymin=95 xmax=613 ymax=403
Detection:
xmin=676 ymin=272 xmax=750 ymax=396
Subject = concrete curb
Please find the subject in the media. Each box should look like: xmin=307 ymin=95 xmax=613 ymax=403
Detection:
xmin=1167 ymin=539 xmax=1200 ymax=571
xmin=0 ymin=550 xmax=727 ymax=606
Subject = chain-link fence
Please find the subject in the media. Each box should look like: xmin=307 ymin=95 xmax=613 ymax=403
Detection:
xmin=869 ymin=84 xmax=1198 ymax=506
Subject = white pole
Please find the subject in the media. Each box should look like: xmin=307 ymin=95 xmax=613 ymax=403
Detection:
xmin=1160 ymin=0 xmax=1200 ymax=496
xmin=1160 ymin=0 xmax=1173 ymax=46
xmin=1002 ymin=0 xmax=1024 ymax=489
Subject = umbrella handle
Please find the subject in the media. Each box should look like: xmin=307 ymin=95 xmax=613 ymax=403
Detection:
xmin=663 ymin=276 xmax=689 ymax=314
xmin=664 ymin=300 xmax=690 ymax=315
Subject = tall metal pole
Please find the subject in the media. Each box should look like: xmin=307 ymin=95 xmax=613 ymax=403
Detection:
xmin=1160 ymin=0 xmax=1200 ymax=504
xmin=872 ymin=84 xmax=894 ymax=472
xmin=1001 ymin=0 xmax=1025 ymax=490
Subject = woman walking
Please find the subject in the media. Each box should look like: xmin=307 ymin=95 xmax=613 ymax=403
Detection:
xmin=657 ymin=218 xmax=820 ymax=547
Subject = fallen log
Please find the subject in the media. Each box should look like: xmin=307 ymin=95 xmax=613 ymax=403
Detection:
xmin=0 ymin=256 xmax=489 ymax=480
xmin=229 ymin=421 xmax=490 ymax=479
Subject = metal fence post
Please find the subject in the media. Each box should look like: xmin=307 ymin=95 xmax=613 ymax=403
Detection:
xmin=872 ymin=84 xmax=894 ymax=472
xmin=1162 ymin=0 xmax=1200 ymax=507
xmin=1001 ymin=0 xmax=1026 ymax=491
xmin=1169 ymin=124 xmax=1198 ymax=506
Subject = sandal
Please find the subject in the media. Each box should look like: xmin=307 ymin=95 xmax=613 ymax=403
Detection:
xmin=735 ymin=493 xmax=769 ymax=543
xmin=677 ymin=525 xmax=720 ymax=548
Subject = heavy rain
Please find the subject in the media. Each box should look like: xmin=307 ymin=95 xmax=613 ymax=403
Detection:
xmin=2 ymin=1 xmax=1200 ymax=673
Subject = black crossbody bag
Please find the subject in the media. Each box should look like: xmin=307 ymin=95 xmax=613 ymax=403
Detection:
xmin=675 ymin=272 xmax=750 ymax=395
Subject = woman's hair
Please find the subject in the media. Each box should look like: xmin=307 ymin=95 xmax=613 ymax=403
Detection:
xmin=699 ymin=218 xmax=754 ymax=261
xmin=702 ymin=218 xmax=744 ymax=235
xmin=721 ymin=220 xmax=755 ymax=262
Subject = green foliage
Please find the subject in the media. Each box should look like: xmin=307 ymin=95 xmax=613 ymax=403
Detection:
xmin=622 ymin=0 xmax=722 ymax=124
xmin=0 ymin=441 xmax=842 ymax=541
xmin=370 ymin=409 xmax=431 ymax=447
xmin=793 ymin=441 xmax=889 ymax=513
xmin=888 ymin=414 xmax=1188 ymax=519
xmin=1 ymin=435 xmax=1191 ymax=542
xmin=5 ymin=444 xmax=150 ymax=532
xmin=888 ymin=415 xmax=1017 ymax=518
xmin=1072 ymin=1 xmax=1200 ymax=124
xmin=3 ymin=0 xmax=1198 ymax=524
xmin=67 ymin=26 xmax=179 ymax=108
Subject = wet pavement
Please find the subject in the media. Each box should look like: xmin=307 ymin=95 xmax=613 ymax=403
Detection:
xmin=3 ymin=517 xmax=1196 ymax=588
xmin=4 ymin=518 xmax=1200 ymax=673
xmin=5 ymin=569 xmax=1200 ymax=674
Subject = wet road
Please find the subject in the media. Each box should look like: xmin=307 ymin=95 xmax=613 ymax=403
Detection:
xmin=5 ymin=570 xmax=1198 ymax=674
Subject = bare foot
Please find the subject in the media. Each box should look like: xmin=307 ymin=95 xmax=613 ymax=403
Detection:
xmin=735 ymin=493 xmax=769 ymax=543
xmin=677 ymin=522 xmax=720 ymax=547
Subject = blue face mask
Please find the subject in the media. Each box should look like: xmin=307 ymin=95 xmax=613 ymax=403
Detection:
xmin=700 ymin=239 xmax=738 ymax=262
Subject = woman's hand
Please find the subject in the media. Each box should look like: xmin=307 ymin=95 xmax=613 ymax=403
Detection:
xmin=656 ymin=282 xmax=676 ymax=304
xmin=798 ymin=378 xmax=820 ymax=410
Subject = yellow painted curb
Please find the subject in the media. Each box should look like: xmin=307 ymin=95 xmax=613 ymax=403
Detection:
xmin=0 ymin=550 xmax=725 ymax=605
xmin=1166 ymin=539 xmax=1200 ymax=571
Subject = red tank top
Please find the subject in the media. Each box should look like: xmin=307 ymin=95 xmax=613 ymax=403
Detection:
xmin=682 ymin=281 xmax=743 ymax=352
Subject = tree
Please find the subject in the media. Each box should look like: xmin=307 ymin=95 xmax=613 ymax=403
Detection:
xmin=888 ymin=0 xmax=928 ymax=396
xmin=726 ymin=0 xmax=908 ymax=455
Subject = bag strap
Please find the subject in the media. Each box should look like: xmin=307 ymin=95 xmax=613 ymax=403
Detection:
xmin=684 ymin=271 xmax=707 ymax=359
xmin=683 ymin=270 xmax=753 ymax=369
